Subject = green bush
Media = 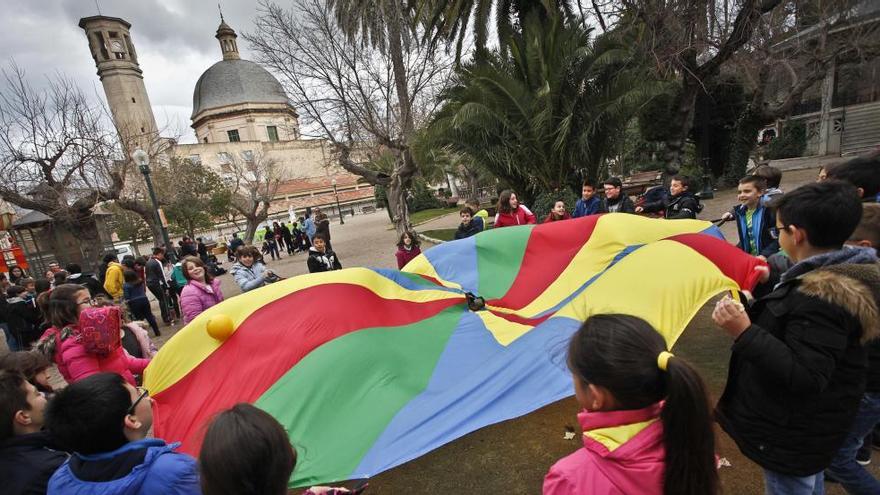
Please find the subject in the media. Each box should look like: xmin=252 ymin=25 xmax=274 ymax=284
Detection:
xmin=765 ymin=121 xmax=807 ymax=160
xmin=407 ymin=180 xmax=443 ymax=212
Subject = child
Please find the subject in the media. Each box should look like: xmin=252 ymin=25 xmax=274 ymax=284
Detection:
xmin=721 ymin=175 xmax=778 ymax=258
xmin=636 ymin=175 xmax=701 ymax=219
xmin=307 ymin=233 xmax=342 ymax=273
xmin=19 ymin=278 xmax=36 ymax=303
xmin=543 ymin=200 xmax=571 ymax=222
xmin=572 ymin=180 xmax=601 ymax=218
xmin=455 ymin=207 xmax=482 ymax=240
xmin=465 ymin=199 xmax=487 ymax=231
xmin=598 ymin=178 xmax=636 ymax=214
xmin=123 ymin=270 xmax=160 ymax=337
xmin=755 ymin=165 xmax=784 ymax=202
xmin=713 ymin=181 xmax=879 ymax=493
xmin=6 ymin=285 xmax=41 ymax=351
xmin=494 ymin=190 xmax=536 ymax=228
xmin=827 ymin=155 xmax=880 ymax=203
xmin=544 ymin=314 xmax=717 ymax=495
xmin=0 ymin=350 xmax=55 ymax=394
xmin=824 ymin=203 xmax=880 ymax=490
xmin=395 ymin=231 xmax=422 ymax=269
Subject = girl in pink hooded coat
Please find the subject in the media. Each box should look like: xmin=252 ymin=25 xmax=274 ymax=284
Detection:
xmin=543 ymin=315 xmax=718 ymax=495
xmin=36 ymin=284 xmax=149 ymax=386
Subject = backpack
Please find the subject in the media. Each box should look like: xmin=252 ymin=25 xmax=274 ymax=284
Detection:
xmin=76 ymin=306 xmax=122 ymax=357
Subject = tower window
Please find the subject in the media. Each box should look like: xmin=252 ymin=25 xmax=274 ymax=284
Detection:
xmin=109 ymin=31 xmax=119 ymax=38
xmin=267 ymin=126 xmax=279 ymax=142
xmin=227 ymin=130 xmax=241 ymax=142
xmin=141 ymin=127 xmax=145 ymax=133
xmin=131 ymin=97 xmax=136 ymax=103
xmin=203 ymin=137 xmax=209 ymax=143
xmin=95 ymin=33 xmax=109 ymax=60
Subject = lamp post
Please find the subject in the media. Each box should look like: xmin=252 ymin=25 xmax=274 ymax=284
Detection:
xmin=131 ymin=149 xmax=175 ymax=262
xmin=331 ymin=178 xmax=344 ymax=225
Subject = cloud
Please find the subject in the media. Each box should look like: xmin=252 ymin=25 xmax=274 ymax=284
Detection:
xmin=1 ymin=0 xmax=267 ymax=144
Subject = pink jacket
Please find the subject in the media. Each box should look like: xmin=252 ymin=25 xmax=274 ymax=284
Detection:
xmin=41 ymin=326 xmax=150 ymax=386
xmin=180 ymin=278 xmax=224 ymax=324
xmin=543 ymin=403 xmax=665 ymax=495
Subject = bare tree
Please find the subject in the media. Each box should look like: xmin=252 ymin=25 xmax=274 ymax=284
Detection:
xmin=221 ymin=151 xmax=282 ymax=243
xmin=245 ymin=0 xmax=454 ymax=235
xmin=0 ymin=64 xmax=127 ymax=264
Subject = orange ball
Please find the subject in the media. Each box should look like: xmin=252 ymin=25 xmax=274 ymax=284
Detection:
xmin=206 ymin=314 xmax=235 ymax=341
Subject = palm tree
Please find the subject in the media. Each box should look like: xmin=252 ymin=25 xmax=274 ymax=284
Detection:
xmin=420 ymin=10 xmax=658 ymax=204
xmin=328 ymin=0 xmax=419 ymax=233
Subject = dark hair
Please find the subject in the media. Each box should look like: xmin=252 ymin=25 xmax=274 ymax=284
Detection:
xmin=134 ymin=256 xmax=148 ymax=267
xmin=47 ymin=284 xmax=89 ymax=329
xmin=53 ymin=271 xmax=68 ymax=285
xmin=6 ymin=285 xmax=26 ymax=298
xmin=121 ymin=256 xmax=135 ymax=270
xmin=64 ymin=263 xmax=82 ymax=274
xmin=152 ymin=247 xmax=166 ymax=256
xmin=465 ymin=198 xmax=480 ymax=208
xmin=603 ymin=177 xmax=623 ymax=189
xmin=459 ymin=206 xmax=474 ymax=216
xmin=236 ymin=245 xmax=262 ymax=260
xmin=200 ymin=403 xmax=297 ymax=495
xmin=568 ymin=315 xmax=718 ymax=495
xmin=827 ymin=156 xmax=880 ymax=198
xmin=313 ymin=232 xmax=329 ymax=244
xmin=738 ymin=175 xmax=767 ymax=191
xmin=20 ymin=277 xmax=35 ymax=287
xmin=582 ymin=179 xmax=596 ymax=189
xmin=497 ymin=190 xmax=516 ymax=214
xmin=754 ymin=165 xmax=782 ymax=189
xmin=34 ymin=279 xmax=50 ymax=295
xmin=775 ymin=180 xmax=863 ymax=248
xmin=182 ymin=256 xmax=214 ymax=283
xmin=123 ymin=269 xmax=141 ymax=285
xmin=102 ymin=253 xmax=117 ymax=264
xmin=0 ymin=351 xmax=51 ymax=388
xmin=851 ymin=203 xmax=880 ymax=247
xmin=0 ymin=370 xmax=29 ymax=442
xmin=671 ymin=175 xmax=691 ymax=189
xmin=46 ymin=372 xmax=131 ymax=454
xmin=397 ymin=230 xmax=420 ymax=249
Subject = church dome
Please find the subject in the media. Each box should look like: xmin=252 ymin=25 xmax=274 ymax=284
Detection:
xmin=191 ymin=59 xmax=290 ymax=118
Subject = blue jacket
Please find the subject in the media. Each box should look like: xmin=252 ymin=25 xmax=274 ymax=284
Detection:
xmin=572 ymin=197 xmax=601 ymax=218
xmin=230 ymin=261 xmax=269 ymax=292
xmin=48 ymin=438 xmax=200 ymax=495
xmin=732 ymin=202 xmax=779 ymax=258
xmin=304 ymin=217 xmax=316 ymax=239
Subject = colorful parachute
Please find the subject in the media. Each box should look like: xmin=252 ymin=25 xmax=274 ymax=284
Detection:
xmin=144 ymin=213 xmax=765 ymax=487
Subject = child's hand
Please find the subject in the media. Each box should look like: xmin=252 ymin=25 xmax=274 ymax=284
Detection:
xmin=755 ymin=265 xmax=770 ymax=284
xmin=635 ymin=206 xmax=644 ymax=213
xmin=721 ymin=212 xmax=734 ymax=221
xmin=712 ymin=295 xmax=751 ymax=339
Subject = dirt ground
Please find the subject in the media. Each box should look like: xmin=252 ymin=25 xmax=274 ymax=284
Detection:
xmin=9 ymin=165 xmax=876 ymax=494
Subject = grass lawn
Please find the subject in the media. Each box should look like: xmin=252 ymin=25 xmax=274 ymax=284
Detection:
xmin=420 ymin=228 xmax=457 ymax=241
xmin=410 ymin=207 xmax=456 ymax=225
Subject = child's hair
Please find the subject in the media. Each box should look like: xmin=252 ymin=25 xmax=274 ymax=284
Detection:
xmin=20 ymin=277 xmax=35 ymax=288
xmin=582 ymin=179 xmax=596 ymax=189
xmin=738 ymin=175 xmax=767 ymax=191
xmin=53 ymin=271 xmax=68 ymax=286
xmin=568 ymin=315 xmax=718 ymax=495
xmin=827 ymin=155 xmax=880 ymax=198
xmin=603 ymin=177 xmax=623 ymax=189
xmin=754 ymin=165 xmax=782 ymax=189
xmin=134 ymin=256 xmax=148 ymax=267
xmin=182 ymin=256 xmax=214 ymax=283
xmin=850 ymin=203 xmax=880 ymax=247
xmin=6 ymin=285 xmax=26 ymax=298
xmin=46 ymin=372 xmax=130 ymax=454
xmin=313 ymin=232 xmax=329 ymax=244
xmin=0 ymin=351 xmax=51 ymax=387
xmin=460 ymin=206 xmax=474 ymax=216
xmin=200 ymin=403 xmax=297 ymax=495
xmin=34 ymin=279 xmax=50 ymax=295
xmin=47 ymin=284 xmax=88 ymax=329
xmin=775 ymin=180 xmax=862 ymax=248
xmin=671 ymin=175 xmax=691 ymax=189
xmin=465 ymin=198 xmax=480 ymax=210
xmin=101 ymin=253 xmax=117 ymax=264
xmin=123 ymin=269 xmax=141 ymax=285
xmin=0 ymin=370 xmax=29 ymax=442
xmin=497 ymin=190 xmax=516 ymax=214
xmin=121 ymin=256 xmax=136 ymax=270
xmin=397 ymin=230 xmax=420 ymax=249
xmin=236 ymin=245 xmax=262 ymax=260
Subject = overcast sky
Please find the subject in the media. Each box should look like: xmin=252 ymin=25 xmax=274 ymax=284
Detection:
xmin=0 ymin=0 xmax=270 ymax=143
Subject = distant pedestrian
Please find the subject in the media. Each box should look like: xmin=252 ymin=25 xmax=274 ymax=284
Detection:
xmin=123 ymin=270 xmax=160 ymax=337
xmin=395 ymin=231 xmax=422 ymax=269
xmin=314 ymin=208 xmax=332 ymax=251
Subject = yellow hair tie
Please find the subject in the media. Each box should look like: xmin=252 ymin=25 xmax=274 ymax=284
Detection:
xmin=657 ymin=351 xmax=674 ymax=372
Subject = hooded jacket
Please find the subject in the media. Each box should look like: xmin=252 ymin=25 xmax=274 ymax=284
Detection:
xmin=454 ymin=221 xmax=481 ymax=240
xmin=0 ymin=431 xmax=69 ymax=495
xmin=230 ymin=261 xmax=269 ymax=292
xmin=731 ymin=202 xmax=778 ymax=257
xmin=641 ymin=191 xmax=702 ymax=219
xmin=47 ymin=438 xmax=200 ymax=495
xmin=307 ymin=247 xmax=342 ymax=273
xmin=180 ymin=278 xmax=224 ymax=324
xmin=494 ymin=205 xmax=537 ymax=228
xmin=716 ymin=247 xmax=880 ymax=476
xmin=543 ymin=403 xmax=664 ymax=495
xmin=103 ymin=262 xmax=124 ymax=300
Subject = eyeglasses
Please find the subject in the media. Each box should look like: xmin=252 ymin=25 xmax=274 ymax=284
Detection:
xmin=127 ymin=387 xmax=149 ymax=415
xmin=77 ymin=298 xmax=96 ymax=306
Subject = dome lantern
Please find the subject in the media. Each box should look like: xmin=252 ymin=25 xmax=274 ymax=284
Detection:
xmin=215 ymin=17 xmax=239 ymax=61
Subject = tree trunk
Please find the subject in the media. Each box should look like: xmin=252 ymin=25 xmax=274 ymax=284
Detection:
xmin=664 ymin=79 xmax=700 ymax=175
xmin=65 ymin=215 xmax=107 ymax=274
xmin=243 ymin=219 xmax=259 ymax=245
xmin=724 ymin=108 xmax=765 ymax=186
xmin=116 ymin=199 xmax=162 ymax=247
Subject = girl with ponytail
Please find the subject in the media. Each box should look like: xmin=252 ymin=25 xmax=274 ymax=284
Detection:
xmin=543 ymin=314 xmax=719 ymax=495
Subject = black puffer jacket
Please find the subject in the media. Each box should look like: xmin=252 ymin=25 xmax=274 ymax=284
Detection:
xmin=716 ymin=254 xmax=880 ymax=476
xmin=642 ymin=192 xmax=701 ymax=219
xmin=0 ymin=431 xmax=69 ymax=495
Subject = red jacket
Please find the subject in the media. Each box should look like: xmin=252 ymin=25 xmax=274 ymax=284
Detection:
xmin=494 ymin=205 xmax=537 ymax=228
xmin=395 ymin=246 xmax=422 ymax=269
xmin=543 ymin=211 xmax=572 ymax=223
xmin=543 ymin=403 xmax=665 ymax=495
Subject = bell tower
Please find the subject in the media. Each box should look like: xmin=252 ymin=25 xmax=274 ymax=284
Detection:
xmin=78 ymin=16 xmax=159 ymax=151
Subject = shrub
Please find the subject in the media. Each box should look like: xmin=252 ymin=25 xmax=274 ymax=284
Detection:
xmin=765 ymin=121 xmax=807 ymax=160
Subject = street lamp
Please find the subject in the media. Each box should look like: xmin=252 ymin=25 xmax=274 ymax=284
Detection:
xmin=331 ymin=177 xmax=344 ymax=225
xmin=131 ymin=149 xmax=176 ymax=262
